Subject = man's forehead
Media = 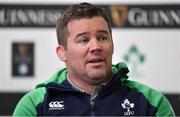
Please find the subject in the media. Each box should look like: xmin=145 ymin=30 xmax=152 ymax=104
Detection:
xmin=67 ymin=17 xmax=110 ymax=35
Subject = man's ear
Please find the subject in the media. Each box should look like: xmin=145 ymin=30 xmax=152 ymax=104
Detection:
xmin=56 ymin=45 xmax=67 ymax=62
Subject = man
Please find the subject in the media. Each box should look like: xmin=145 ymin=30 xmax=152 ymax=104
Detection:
xmin=13 ymin=2 xmax=175 ymax=116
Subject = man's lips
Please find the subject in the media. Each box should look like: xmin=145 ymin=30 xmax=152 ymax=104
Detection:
xmin=87 ymin=58 xmax=104 ymax=64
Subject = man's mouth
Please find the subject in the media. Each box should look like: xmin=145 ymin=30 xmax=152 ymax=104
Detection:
xmin=87 ymin=58 xmax=104 ymax=64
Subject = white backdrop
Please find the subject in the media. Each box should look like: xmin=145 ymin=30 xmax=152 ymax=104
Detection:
xmin=112 ymin=29 xmax=180 ymax=93
xmin=0 ymin=28 xmax=65 ymax=92
xmin=0 ymin=0 xmax=180 ymax=93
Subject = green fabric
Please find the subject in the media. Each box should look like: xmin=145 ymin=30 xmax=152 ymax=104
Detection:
xmin=13 ymin=87 xmax=46 ymax=116
xmin=123 ymin=80 xmax=175 ymax=116
xmin=112 ymin=62 xmax=128 ymax=74
xmin=36 ymin=68 xmax=67 ymax=88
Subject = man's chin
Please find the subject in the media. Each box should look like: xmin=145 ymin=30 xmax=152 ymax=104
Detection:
xmin=87 ymin=73 xmax=108 ymax=85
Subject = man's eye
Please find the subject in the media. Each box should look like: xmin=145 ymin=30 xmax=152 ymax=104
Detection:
xmin=78 ymin=37 xmax=89 ymax=44
xmin=99 ymin=36 xmax=108 ymax=43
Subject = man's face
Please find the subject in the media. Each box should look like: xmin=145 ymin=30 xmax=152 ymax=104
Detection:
xmin=58 ymin=16 xmax=114 ymax=85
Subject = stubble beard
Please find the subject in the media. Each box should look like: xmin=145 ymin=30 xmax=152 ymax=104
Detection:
xmin=83 ymin=69 xmax=113 ymax=86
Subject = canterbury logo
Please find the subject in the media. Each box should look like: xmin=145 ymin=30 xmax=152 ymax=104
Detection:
xmin=49 ymin=101 xmax=64 ymax=110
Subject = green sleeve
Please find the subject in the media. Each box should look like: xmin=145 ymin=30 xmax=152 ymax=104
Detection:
xmin=124 ymin=80 xmax=175 ymax=116
xmin=13 ymin=87 xmax=46 ymax=116
xmin=154 ymin=93 xmax=175 ymax=116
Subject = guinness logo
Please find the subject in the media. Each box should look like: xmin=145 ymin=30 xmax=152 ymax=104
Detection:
xmin=109 ymin=5 xmax=128 ymax=27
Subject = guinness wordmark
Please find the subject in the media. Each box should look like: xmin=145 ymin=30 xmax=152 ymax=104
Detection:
xmin=0 ymin=4 xmax=180 ymax=28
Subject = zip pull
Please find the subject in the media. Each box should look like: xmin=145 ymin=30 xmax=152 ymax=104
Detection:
xmin=90 ymin=90 xmax=96 ymax=117
xmin=90 ymin=100 xmax=95 ymax=116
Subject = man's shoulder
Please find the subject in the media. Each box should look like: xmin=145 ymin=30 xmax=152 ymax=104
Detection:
xmin=124 ymin=80 xmax=163 ymax=98
xmin=22 ymin=87 xmax=46 ymax=105
xmin=21 ymin=68 xmax=67 ymax=104
xmin=123 ymin=80 xmax=171 ymax=108
xmin=28 ymin=87 xmax=46 ymax=97
xmin=36 ymin=68 xmax=67 ymax=88
xmin=124 ymin=80 xmax=175 ymax=116
xmin=13 ymin=87 xmax=46 ymax=116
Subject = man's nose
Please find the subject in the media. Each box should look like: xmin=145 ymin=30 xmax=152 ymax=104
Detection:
xmin=89 ymin=39 xmax=102 ymax=54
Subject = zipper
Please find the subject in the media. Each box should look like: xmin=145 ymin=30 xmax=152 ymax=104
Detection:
xmin=90 ymin=85 xmax=103 ymax=117
xmin=90 ymin=100 xmax=95 ymax=116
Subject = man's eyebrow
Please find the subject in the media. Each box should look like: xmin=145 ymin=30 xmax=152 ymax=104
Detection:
xmin=75 ymin=30 xmax=109 ymax=38
xmin=75 ymin=32 xmax=89 ymax=38
xmin=97 ymin=30 xmax=109 ymax=35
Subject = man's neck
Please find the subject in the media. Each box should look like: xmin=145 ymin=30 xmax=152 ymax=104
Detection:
xmin=67 ymin=75 xmax=93 ymax=94
xmin=67 ymin=73 xmax=113 ymax=95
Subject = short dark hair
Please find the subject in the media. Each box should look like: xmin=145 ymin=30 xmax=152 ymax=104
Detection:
xmin=56 ymin=2 xmax=112 ymax=48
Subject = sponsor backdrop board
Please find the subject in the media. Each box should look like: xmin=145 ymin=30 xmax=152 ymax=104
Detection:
xmin=0 ymin=4 xmax=180 ymax=93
